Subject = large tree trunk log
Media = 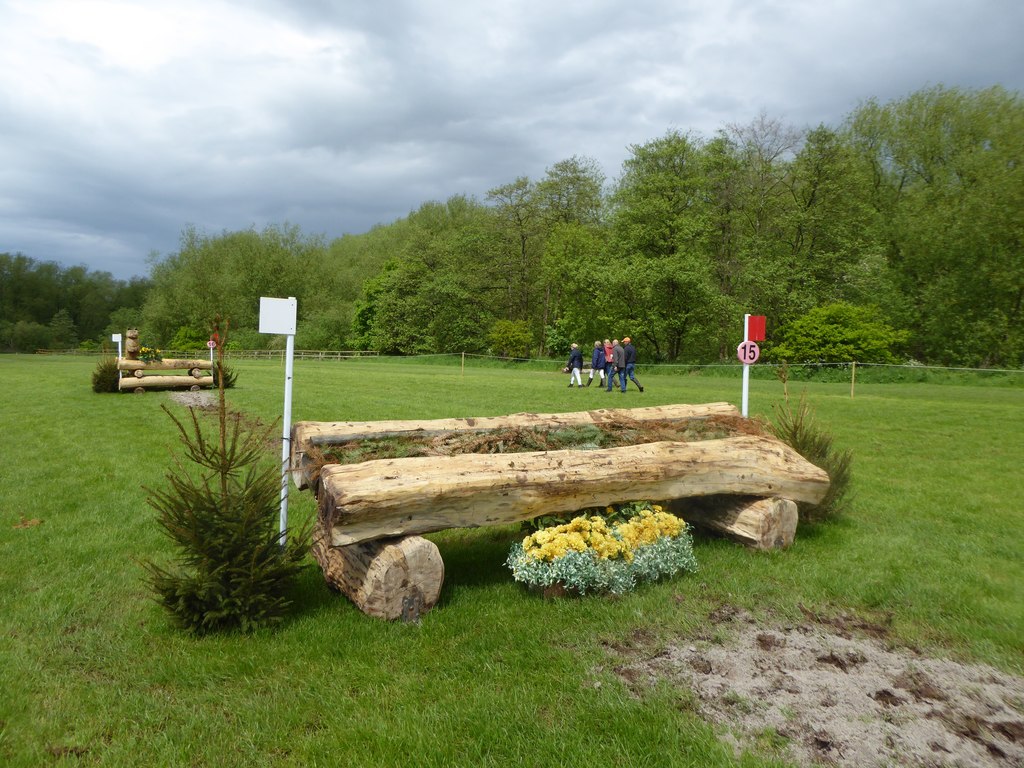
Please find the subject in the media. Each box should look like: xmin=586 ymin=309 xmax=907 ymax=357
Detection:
xmin=317 ymin=435 xmax=829 ymax=546
xmin=117 ymin=358 xmax=213 ymax=371
xmin=291 ymin=402 xmax=740 ymax=489
xmin=668 ymin=496 xmax=799 ymax=550
xmin=118 ymin=375 xmax=214 ymax=391
xmin=310 ymin=520 xmax=444 ymax=621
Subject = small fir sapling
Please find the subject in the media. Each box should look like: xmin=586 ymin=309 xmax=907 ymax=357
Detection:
xmin=142 ymin=317 xmax=309 ymax=633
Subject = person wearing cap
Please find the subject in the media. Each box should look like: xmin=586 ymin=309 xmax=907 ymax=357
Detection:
xmin=586 ymin=341 xmax=605 ymax=387
xmin=566 ymin=342 xmax=584 ymax=387
xmin=623 ymin=337 xmax=644 ymax=392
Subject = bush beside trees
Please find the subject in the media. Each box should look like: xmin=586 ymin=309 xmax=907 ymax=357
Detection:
xmin=767 ymin=303 xmax=910 ymax=365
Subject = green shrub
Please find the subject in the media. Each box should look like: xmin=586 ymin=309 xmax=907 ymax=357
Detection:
xmin=91 ymin=356 xmax=120 ymax=393
xmin=769 ymin=302 xmax=909 ymax=364
xmin=170 ymin=326 xmax=210 ymax=351
xmin=142 ymin=391 xmax=309 ymax=634
xmin=768 ymin=394 xmax=853 ymax=523
xmin=487 ymin=319 xmax=534 ymax=359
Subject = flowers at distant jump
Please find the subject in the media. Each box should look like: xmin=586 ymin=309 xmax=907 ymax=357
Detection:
xmin=139 ymin=346 xmax=163 ymax=363
xmin=506 ymin=501 xmax=697 ymax=595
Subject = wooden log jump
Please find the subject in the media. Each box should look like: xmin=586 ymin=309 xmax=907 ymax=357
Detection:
xmin=118 ymin=375 xmax=215 ymax=392
xmin=116 ymin=357 xmax=215 ymax=393
xmin=297 ymin=405 xmax=831 ymax=621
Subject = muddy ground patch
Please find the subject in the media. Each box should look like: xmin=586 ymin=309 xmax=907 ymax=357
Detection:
xmin=612 ymin=606 xmax=1024 ymax=767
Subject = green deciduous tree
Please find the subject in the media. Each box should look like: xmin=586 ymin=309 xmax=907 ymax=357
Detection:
xmin=846 ymin=85 xmax=1024 ymax=366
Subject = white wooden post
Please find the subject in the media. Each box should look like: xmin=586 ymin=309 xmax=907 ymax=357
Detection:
xmin=259 ymin=297 xmax=298 ymax=544
xmin=741 ymin=313 xmax=751 ymax=417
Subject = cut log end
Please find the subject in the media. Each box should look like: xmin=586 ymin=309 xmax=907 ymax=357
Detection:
xmin=670 ymin=496 xmax=798 ymax=550
xmin=311 ymin=522 xmax=444 ymax=621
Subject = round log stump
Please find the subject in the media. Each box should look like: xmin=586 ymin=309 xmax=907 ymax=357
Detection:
xmin=311 ymin=522 xmax=444 ymax=621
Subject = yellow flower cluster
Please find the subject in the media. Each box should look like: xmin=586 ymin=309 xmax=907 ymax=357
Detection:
xmin=522 ymin=505 xmax=685 ymax=563
xmin=616 ymin=506 xmax=684 ymax=551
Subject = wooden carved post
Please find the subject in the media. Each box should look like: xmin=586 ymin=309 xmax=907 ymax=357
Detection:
xmin=125 ymin=328 xmax=140 ymax=360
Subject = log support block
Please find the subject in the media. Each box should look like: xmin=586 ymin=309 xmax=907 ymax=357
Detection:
xmin=669 ymin=496 xmax=799 ymax=550
xmin=310 ymin=521 xmax=444 ymax=622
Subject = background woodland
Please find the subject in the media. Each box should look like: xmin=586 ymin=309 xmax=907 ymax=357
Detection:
xmin=2 ymin=85 xmax=1021 ymax=368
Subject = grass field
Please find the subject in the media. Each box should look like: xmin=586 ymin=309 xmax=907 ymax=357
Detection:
xmin=1 ymin=354 xmax=1021 ymax=767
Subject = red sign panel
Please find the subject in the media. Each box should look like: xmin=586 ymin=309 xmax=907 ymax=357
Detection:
xmin=747 ymin=315 xmax=766 ymax=342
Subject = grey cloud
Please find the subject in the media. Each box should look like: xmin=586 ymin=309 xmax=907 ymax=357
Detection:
xmin=0 ymin=0 xmax=1021 ymax=280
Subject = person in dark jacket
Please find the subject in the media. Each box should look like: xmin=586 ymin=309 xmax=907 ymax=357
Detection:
xmin=566 ymin=343 xmax=584 ymax=387
xmin=623 ymin=336 xmax=644 ymax=392
xmin=586 ymin=341 xmax=605 ymax=387
xmin=610 ymin=338 xmax=627 ymax=392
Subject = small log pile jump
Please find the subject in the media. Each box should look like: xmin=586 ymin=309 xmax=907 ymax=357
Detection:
xmin=117 ymin=328 xmax=214 ymax=393
xmin=291 ymin=403 xmax=830 ymax=621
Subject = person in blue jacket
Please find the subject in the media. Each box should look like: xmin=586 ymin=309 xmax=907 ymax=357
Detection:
xmin=586 ymin=341 xmax=605 ymax=387
xmin=566 ymin=343 xmax=584 ymax=387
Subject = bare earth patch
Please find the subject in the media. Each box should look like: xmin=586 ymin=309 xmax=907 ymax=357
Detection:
xmin=613 ymin=607 xmax=1024 ymax=767
xmin=167 ymin=390 xmax=217 ymax=409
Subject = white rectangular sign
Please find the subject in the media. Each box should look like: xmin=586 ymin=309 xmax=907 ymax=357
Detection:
xmin=259 ymin=297 xmax=297 ymax=335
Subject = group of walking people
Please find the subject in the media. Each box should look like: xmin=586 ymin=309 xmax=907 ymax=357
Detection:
xmin=565 ymin=338 xmax=643 ymax=393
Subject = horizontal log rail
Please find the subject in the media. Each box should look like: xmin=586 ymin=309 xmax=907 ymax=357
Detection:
xmin=290 ymin=402 xmax=740 ymax=489
xmin=316 ymin=435 xmax=829 ymax=546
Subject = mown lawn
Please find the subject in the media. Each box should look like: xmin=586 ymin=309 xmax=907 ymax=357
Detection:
xmin=1 ymin=354 xmax=1021 ymax=767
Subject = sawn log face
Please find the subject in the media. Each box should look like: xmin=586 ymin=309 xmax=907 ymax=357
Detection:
xmin=311 ymin=521 xmax=444 ymax=621
xmin=669 ymin=496 xmax=799 ymax=550
xmin=317 ymin=435 xmax=829 ymax=546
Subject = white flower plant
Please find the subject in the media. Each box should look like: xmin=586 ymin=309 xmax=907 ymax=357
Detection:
xmin=506 ymin=501 xmax=698 ymax=596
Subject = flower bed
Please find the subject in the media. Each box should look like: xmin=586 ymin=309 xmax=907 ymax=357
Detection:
xmin=505 ymin=501 xmax=698 ymax=596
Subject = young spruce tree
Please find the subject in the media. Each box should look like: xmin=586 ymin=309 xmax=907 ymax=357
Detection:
xmin=143 ymin=318 xmax=309 ymax=633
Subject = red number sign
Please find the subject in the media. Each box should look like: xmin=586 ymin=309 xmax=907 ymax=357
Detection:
xmin=737 ymin=341 xmax=760 ymax=364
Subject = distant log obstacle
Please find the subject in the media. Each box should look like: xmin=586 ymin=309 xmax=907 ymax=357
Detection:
xmin=116 ymin=358 xmax=214 ymax=393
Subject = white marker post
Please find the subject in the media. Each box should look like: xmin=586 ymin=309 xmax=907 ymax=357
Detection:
xmin=111 ymin=333 xmax=123 ymax=381
xmin=258 ymin=297 xmax=298 ymax=544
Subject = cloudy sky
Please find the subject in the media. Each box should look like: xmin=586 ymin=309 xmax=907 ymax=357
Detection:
xmin=2 ymin=0 xmax=1022 ymax=280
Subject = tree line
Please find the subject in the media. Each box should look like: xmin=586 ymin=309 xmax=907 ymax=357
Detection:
xmin=0 ymin=253 xmax=151 ymax=352
xmin=3 ymin=85 xmax=1021 ymax=367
